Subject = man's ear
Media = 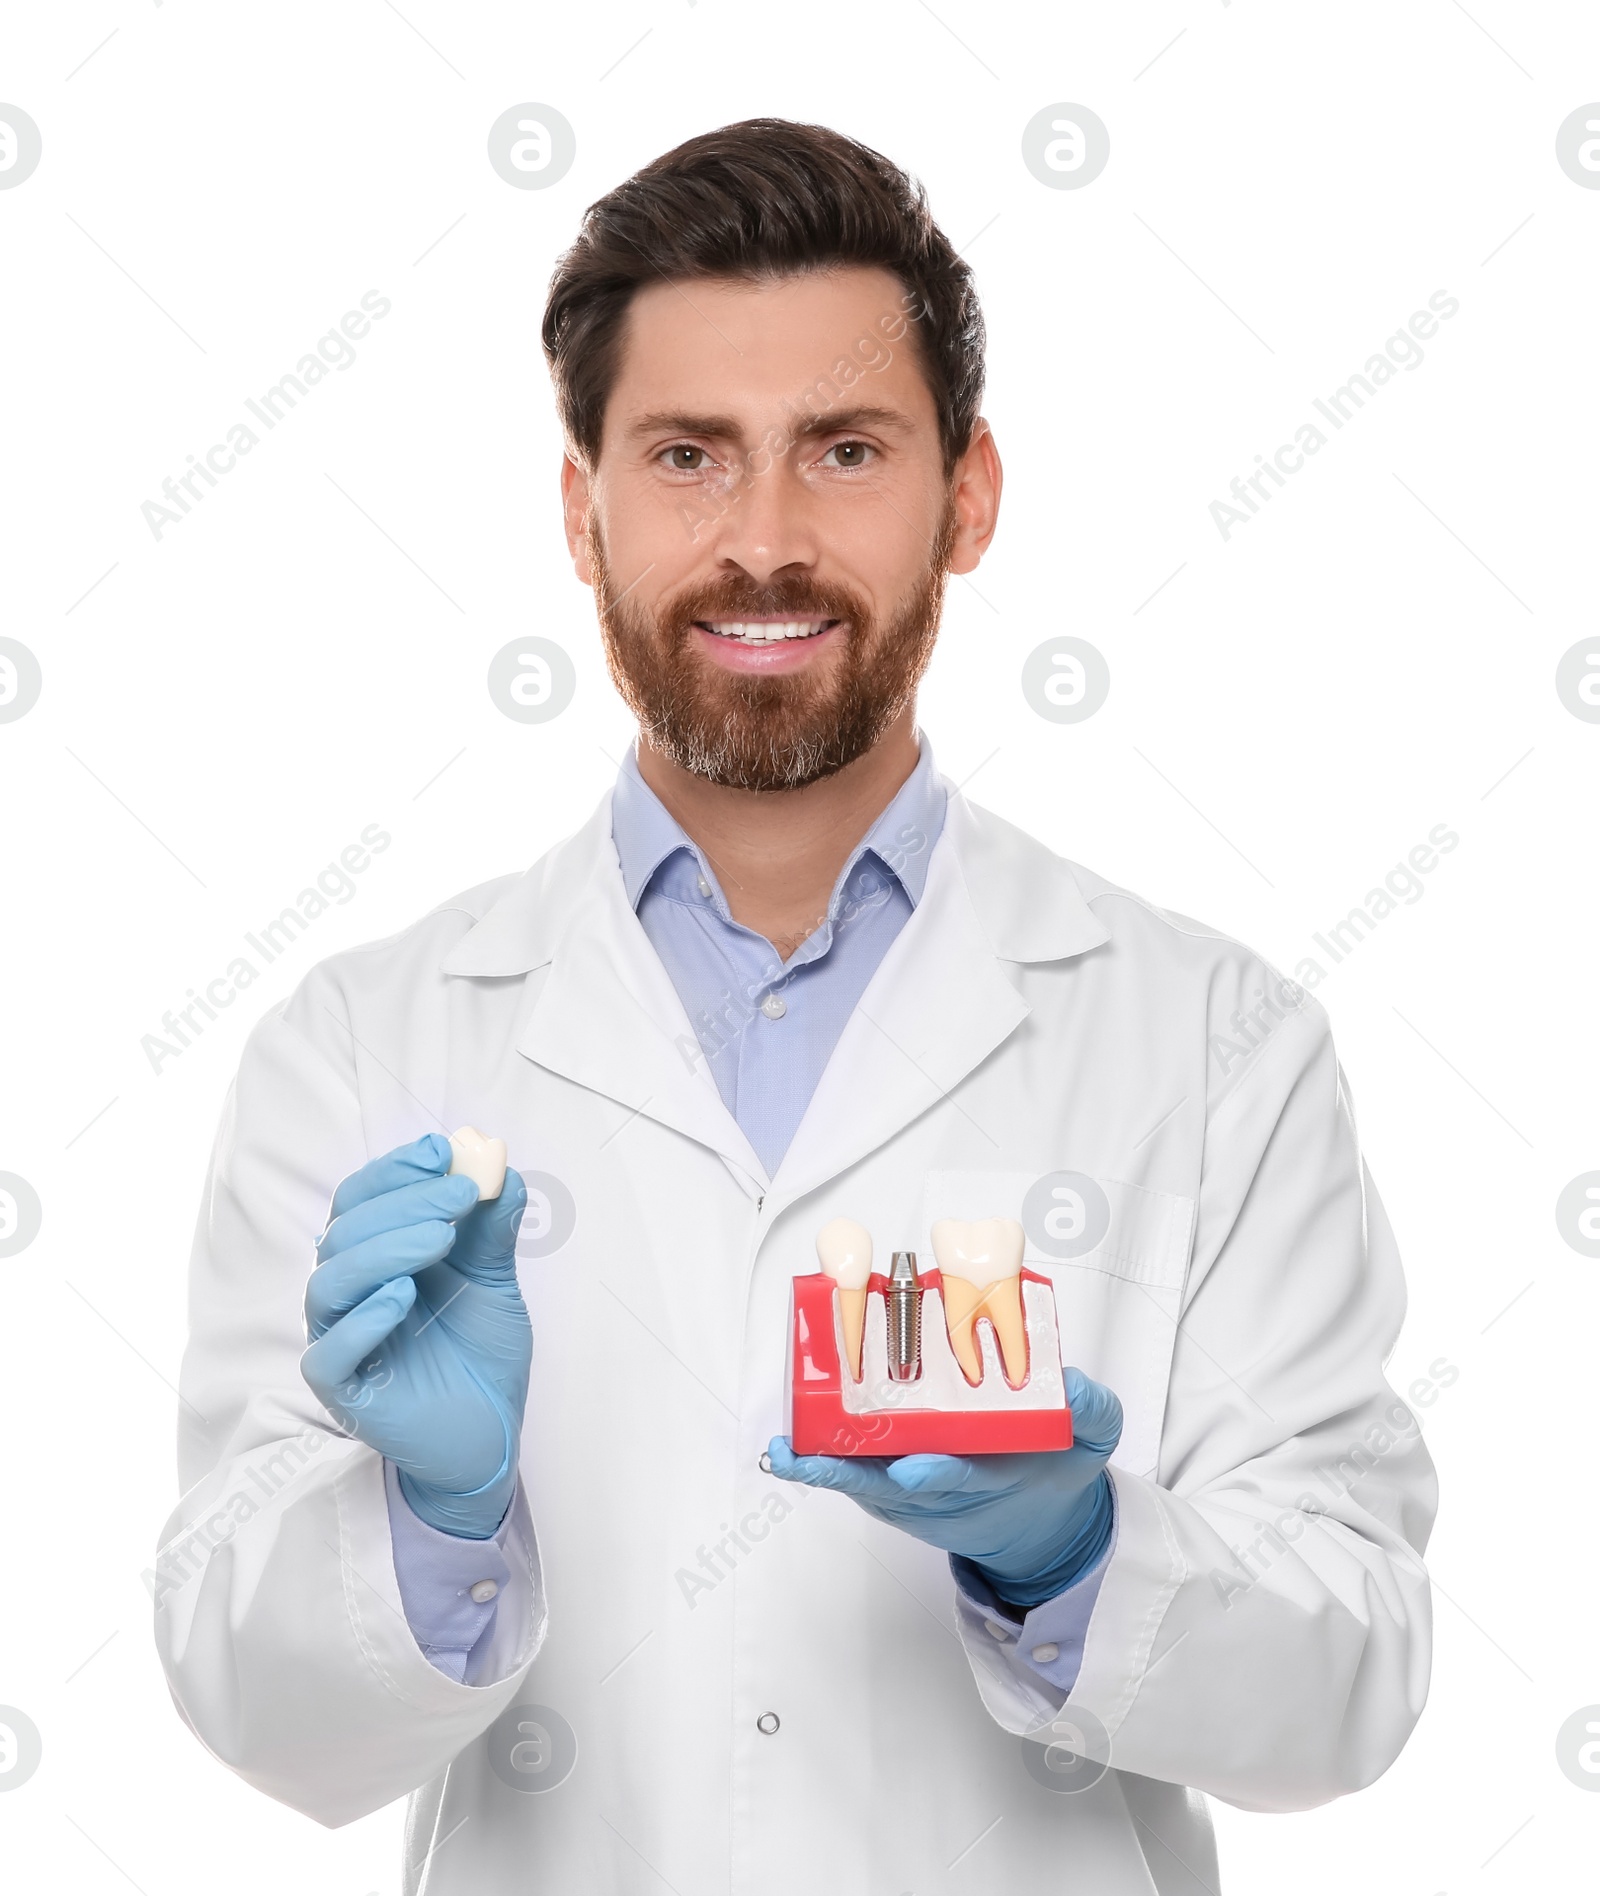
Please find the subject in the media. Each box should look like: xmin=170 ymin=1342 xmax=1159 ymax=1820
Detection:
xmin=947 ymin=420 xmax=1002 ymax=576
xmin=560 ymin=453 xmax=594 ymax=584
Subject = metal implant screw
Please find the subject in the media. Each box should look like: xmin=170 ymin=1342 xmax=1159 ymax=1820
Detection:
xmin=887 ymin=1251 xmax=922 ymax=1382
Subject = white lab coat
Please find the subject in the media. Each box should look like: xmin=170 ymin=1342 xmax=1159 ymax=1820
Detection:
xmin=154 ymin=782 xmax=1435 ymax=1895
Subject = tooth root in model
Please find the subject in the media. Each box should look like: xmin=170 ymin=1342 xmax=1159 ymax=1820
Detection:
xmin=815 ymin=1218 xmax=873 ymax=1381
xmin=930 ymin=1217 xmax=1028 ymax=1386
xmin=447 ymin=1125 xmax=508 ymax=1201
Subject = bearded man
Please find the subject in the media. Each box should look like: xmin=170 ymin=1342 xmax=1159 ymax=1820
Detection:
xmin=156 ymin=120 xmax=1436 ymax=1896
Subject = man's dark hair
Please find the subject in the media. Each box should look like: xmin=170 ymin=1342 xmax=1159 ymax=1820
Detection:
xmin=542 ymin=119 xmax=984 ymax=475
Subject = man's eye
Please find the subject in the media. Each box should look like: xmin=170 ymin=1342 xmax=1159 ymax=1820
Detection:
xmin=663 ymin=444 xmax=710 ymax=470
xmin=821 ymin=440 xmax=874 ymax=469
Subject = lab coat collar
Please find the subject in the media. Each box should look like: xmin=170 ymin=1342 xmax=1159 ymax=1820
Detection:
xmin=437 ymin=776 xmax=1110 ymax=1191
xmin=437 ymin=799 xmax=615 ymax=979
xmin=438 ymin=779 xmax=1106 ymax=980
xmin=610 ymin=734 xmax=948 ymax=917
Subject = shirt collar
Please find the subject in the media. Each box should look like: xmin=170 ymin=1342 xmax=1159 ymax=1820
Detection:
xmin=611 ymin=737 xmax=947 ymax=918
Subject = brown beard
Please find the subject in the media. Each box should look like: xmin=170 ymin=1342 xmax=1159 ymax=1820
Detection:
xmin=588 ymin=499 xmax=956 ymax=791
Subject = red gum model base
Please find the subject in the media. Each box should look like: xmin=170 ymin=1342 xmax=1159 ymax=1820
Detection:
xmin=788 ymin=1268 xmax=1074 ymax=1457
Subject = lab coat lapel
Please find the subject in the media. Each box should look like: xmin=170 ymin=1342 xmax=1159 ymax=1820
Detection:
xmin=521 ymin=891 xmax=766 ymax=1184
xmin=766 ymin=793 xmax=1106 ymax=1212
xmin=441 ymin=796 xmax=766 ymax=1185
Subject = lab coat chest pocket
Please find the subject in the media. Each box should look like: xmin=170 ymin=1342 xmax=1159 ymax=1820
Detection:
xmin=919 ymin=1171 xmax=1195 ymax=1482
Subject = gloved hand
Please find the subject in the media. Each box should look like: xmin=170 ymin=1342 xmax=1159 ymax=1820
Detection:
xmin=766 ymin=1367 xmax=1122 ymax=1606
xmin=300 ymin=1132 xmax=530 ymax=1539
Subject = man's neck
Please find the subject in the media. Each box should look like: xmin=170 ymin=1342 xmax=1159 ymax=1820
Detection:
xmin=634 ymin=708 xmax=921 ymax=960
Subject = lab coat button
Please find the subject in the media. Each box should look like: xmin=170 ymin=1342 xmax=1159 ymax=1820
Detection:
xmin=984 ymin=1620 xmax=1012 ymax=1642
xmin=756 ymin=1711 xmax=780 ymax=1735
xmin=1030 ymin=1642 xmax=1060 ymax=1664
xmin=760 ymin=994 xmax=787 ymax=1020
xmin=469 ymin=1580 xmax=499 ymax=1604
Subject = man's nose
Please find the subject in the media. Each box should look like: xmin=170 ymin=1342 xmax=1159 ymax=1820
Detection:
xmin=706 ymin=454 xmax=821 ymax=585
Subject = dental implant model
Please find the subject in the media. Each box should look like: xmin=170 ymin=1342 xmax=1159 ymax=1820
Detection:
xmin=787 ymin=1216 xmax=1073 ymax=1456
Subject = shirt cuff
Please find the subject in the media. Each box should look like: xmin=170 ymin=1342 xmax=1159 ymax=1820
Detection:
xmin=384 ymin=1457 xmax=515 ymax=1684
xmin=949 ymin=1493 xmax=1119 ymax=1697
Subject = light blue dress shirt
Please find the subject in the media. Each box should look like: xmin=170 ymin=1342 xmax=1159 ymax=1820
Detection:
xmin=387 ymin=739 xmax=1112 ymax=1688
xmin=612 ymin=738 xmax=945 ymax=1177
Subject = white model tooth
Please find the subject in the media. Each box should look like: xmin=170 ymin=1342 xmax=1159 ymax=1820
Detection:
xmin=447 ymin=1125 xmax=508 ymax=1201
xmin=930 ymin=1217 xmax=1028 ymax=1386
xmin=816 ymin=1217 xmax=873 ymax=1381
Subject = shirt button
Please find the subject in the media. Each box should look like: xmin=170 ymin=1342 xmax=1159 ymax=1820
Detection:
xmin=756 ymin=1711 xmax=780 ymax=1735
xmin=1030 ymin=1642 xmax=1060 ymax=1664
xmin=696 ymin=874 xmax=712 ymax=898
xmin=984 ymin=1620 xmax=1012 ymax=1642
xmin=469 ymin=1580 xmax=499 ymax=1604
xmin=760 ymin=993 xmax=787 ymax=1020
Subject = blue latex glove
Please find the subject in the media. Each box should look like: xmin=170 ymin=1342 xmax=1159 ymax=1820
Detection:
xmin=766 ymin=1367 xmax=1123 ymax=1606
xmin=300 ymin=1132 xmax=530 ymax=1539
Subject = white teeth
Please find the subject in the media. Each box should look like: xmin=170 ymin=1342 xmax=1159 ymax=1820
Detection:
xmin=930 ymin=1218 xmax=1028 ymax=1387
xmin=816 ymin=1218 xmax=872 ymax=1381
xmin=702 ymin=619 xmax=830 ymax=643
xmin=448 ymin=1125 xmax=507 ymax=1201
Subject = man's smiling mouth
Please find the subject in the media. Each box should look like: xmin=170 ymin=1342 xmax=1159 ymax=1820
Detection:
xmin=696 ymin=618 xmax=839 ymax=644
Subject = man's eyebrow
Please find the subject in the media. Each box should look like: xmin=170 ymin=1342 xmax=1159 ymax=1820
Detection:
xmin=624 ymin=410 xmax=743 ymax=442
xmin=623 ymin=403 xmax=917 ymax=443
xmin=787 ymin=404 xmax=915 ymax=441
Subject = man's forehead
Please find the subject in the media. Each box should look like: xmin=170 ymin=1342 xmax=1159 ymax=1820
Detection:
xmin=605 ymin=265 xmax=931 ymax=432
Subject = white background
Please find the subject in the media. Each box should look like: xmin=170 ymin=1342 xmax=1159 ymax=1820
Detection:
xmin=2 ymin=2 xmax=1597 ymax=1890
